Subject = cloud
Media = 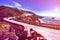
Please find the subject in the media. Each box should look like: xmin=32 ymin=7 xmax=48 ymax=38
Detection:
xmin=4 ymin=5 xmax=14 ymax=7
xmin=13 ymin=1 xmax=22 ymax=7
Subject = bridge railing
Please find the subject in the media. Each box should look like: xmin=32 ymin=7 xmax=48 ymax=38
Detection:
xmin=40 ymin=23 xmax=60 ymax=29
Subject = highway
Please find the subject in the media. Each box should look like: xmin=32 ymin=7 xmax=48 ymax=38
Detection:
xmin=3 ymin=17 xmax=60 ymax=40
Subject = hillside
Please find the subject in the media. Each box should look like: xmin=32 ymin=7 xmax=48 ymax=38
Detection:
xmin=0 ymin=6 xmax=43 ymax=23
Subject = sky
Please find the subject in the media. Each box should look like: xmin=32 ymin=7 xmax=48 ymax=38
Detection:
xmin=0 ymin=0 xmax=60 ymax=17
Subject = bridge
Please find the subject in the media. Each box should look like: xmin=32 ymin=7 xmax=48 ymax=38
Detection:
xmin=3 ymin=17 xmax=60 ymax=40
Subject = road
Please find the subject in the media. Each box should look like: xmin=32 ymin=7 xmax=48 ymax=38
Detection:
xmin=3 ymin=18 xmax=60 ymax=40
